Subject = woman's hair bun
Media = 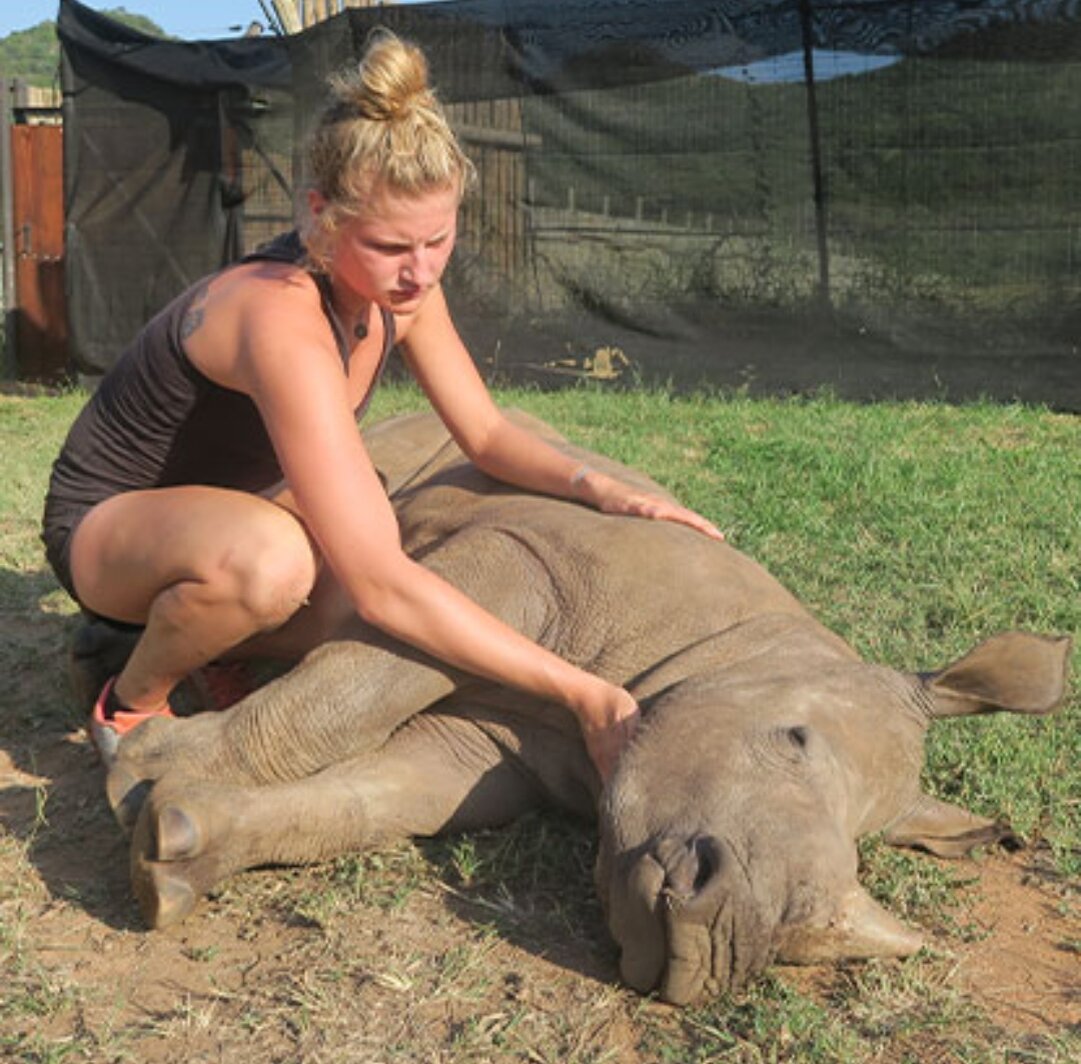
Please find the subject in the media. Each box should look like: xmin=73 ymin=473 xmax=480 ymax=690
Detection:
xmin=328 ymin=29 xmax=434 ymax=123
xmin=301 ymin=29 xmax=476 ymax=268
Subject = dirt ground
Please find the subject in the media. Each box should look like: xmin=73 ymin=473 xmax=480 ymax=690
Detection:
xmin=2 ymin=709 xmax=1077 ymax=1063
xmin=463 ymin=304 xmax=1081 ymax=414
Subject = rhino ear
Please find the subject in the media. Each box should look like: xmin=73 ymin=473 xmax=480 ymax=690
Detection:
xmin=921 ymin=632 xmax=1072 ymax=719
xmin=774 ymin=886 xmax=924 ymax=965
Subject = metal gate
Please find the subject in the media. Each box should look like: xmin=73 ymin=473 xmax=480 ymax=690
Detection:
xmin=8 ymin=122 xmax=67 ymax=382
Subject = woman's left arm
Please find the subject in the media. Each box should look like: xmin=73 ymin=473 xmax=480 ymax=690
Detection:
xmin=399 ymin=286 xmax=725 ymax=542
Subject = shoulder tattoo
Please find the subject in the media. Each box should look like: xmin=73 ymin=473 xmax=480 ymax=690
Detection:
xmin=180 ymin=307 xmax=205 ymax=341
xmin=180 ymin=283 xmax=210 ymax=341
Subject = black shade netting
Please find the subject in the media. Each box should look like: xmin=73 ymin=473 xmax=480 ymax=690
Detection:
xmin=59 ymin=0 xmax=1081 ymax=408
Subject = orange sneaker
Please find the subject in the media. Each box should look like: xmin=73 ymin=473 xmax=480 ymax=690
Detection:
xmin=89 ymin=677 xmax=175 ymax=767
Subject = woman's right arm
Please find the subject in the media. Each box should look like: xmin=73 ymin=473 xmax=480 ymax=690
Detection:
xmin=219 ymin=277 xmax=639 ymax=779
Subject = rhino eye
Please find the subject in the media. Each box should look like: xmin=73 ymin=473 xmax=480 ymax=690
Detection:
xmin=759 ymin=725 xmax=817 ymax=767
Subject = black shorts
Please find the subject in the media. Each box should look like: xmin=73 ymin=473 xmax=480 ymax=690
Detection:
xmin=41 ymin=495 xmax=88 ymax=601
xmin=40 ymin=479 xmax=291 ymax=618
xmin=41 ymin=500 xmax=145 ymax=637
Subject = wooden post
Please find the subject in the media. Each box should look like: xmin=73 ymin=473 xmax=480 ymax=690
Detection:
xmin=798 ymin=0 xmax=831 ymax=310
xmin=270 ymin=1 xmax=302 ymax=34
xmin=0 ymin=78 xmax=14 ymax=378
xmin=10 ymin=122 xmax=67 ymax=381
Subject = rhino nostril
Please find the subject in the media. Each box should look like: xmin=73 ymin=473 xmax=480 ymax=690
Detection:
xmin=657 ymin=833 xmax=725 ymax=904
xmin=692 ymin=835 xmax=720 ymax=893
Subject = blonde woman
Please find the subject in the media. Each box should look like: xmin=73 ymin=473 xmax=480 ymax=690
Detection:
xmin=43 ymin=31 xmax=721 ymax=781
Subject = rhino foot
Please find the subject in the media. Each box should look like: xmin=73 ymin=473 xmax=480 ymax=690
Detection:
xmin=107 ymin=765 xmax=152 ymax=835
xmin=129 ymin=778 xmax=238 ymax=930
xmin=107 ymin=714 xmax=230 ymax=833
xmin=134 ymin=860 xmax=200 ymax=930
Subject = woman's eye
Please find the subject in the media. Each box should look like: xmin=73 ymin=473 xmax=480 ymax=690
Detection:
xmin=363 ymin=234 xmax=448 ymax=254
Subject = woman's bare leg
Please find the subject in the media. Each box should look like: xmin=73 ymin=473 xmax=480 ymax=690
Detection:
xmin=229 ymin=560 xmax=355 ymax=661
xmin=70 ymin=486 xmax=320 ymax=712
xmin=218 ymin=482 xmax=358 ymax=662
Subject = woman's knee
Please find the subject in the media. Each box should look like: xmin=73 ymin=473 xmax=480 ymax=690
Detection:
xmin=70 ymin=488 xmax=321 ymax=633
xmin=217 ymin=509 xmax=319 ymax=631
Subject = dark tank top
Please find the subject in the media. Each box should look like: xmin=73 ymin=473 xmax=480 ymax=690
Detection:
xmin=42 ymin=232 xmax=396 ymax=594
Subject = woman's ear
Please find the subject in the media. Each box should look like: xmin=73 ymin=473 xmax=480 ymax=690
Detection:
xmin=308 ymin=188 xmax=327 ymax=216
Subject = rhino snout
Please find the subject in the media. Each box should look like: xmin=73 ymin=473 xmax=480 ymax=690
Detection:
xmin=610 ymin=832 xmax=775 ymax=1006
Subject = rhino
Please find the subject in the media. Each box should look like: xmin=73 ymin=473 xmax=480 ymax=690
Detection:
xmin=96 ymin=409 xmax=1071 ymax=1006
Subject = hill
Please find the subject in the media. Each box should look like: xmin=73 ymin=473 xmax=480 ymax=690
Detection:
xmin=0 ymin=8 xmax=165 ymax=88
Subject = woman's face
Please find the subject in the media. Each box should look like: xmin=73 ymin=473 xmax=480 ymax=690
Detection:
xmin=319 ymin=183 xmax=460 ymax=315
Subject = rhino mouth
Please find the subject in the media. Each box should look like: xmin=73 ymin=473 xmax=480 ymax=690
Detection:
xmin=610 ymin=832 xmax=776 ymax=1005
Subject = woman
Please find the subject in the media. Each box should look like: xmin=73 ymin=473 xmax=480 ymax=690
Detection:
xmin=42 ymin=31 xmax=722 ymax=781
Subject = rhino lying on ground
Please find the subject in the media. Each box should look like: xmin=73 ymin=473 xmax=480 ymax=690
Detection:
xmin=100 ymin=410 xmax=1070 ymax=1005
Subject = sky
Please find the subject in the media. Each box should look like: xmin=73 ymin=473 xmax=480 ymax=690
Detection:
xmin=716 ymin=50 xmax=899 ymax=85
xmin=0 ymin=2 xmax=433 ymax=41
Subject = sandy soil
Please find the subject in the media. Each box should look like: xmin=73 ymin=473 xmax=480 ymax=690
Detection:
xmin=2 ymin=718 xmax=1077 ymax=1062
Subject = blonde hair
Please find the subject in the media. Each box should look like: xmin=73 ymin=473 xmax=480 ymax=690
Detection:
xmin=301 ymin=30 xmax=476 ymax=270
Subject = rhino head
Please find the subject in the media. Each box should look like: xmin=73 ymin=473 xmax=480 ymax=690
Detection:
xmin=596 ymin=631 xmax=1071 ymax=1005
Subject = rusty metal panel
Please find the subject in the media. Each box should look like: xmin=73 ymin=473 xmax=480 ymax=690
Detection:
xmin=12 ymin=124 xmax=68 ymax=382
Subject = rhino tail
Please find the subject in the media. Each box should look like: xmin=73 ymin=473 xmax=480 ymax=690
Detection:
xmin=920 ymin=632 xmax=1072 ymax=719
xmin=773 ymin=886 xmax=924 ymax=966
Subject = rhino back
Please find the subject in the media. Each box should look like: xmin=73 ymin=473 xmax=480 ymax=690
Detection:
xmin=376 ymin=417 xmax=825 ymax=689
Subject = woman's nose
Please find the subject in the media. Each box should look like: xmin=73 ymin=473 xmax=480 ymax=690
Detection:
xmin=406 ymin=247 xmax=444 ymax=287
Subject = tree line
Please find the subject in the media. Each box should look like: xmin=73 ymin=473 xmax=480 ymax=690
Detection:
xmin=0 ymin=8 xmax=165 ymax=88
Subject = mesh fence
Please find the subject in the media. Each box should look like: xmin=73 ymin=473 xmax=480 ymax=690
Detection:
xmin=59 ymin=0 xmax=1081 ymax=408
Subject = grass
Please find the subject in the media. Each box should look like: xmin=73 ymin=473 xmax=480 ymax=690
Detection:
xmin=0 ymin=382 xmax=1078 ymax=1062
xmin=477 ymin=386 xmax=1081 ymax=870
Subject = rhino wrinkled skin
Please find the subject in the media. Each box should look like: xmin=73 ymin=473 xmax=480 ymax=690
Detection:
xmin=101 ymin=410 xmax=1071 ymax=1005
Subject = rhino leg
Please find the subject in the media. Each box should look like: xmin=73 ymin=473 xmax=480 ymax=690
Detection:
xmin=130 ymin=712 xmax=543 ymax=929
xmin=108 ymin=526 xmax=554 ymax=830
xmin=108 ymin=712 xmax=232 ymax=833
xmin=106 ymin=635 xmax=461 ymax=832
xmin=883 ymin=793 xmax=1019 ymax=858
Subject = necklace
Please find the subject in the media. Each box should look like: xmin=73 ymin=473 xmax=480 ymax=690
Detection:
xmin=326 ymin=275 xmax=369 ymax=341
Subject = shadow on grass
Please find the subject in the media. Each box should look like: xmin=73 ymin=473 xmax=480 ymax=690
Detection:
xmin=0 ymin=739 xmax=144 ymax=932
xmin=0 ymin=563 xmax=145 ymax=931
xmin=415 ymin=811 xmax=621 ymax=986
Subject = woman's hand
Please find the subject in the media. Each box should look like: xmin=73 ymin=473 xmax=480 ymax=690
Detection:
xmin=574 ymin=683 xmax=641 ymax=783
xmin=573 ymin=467 xmax=725 ymax=542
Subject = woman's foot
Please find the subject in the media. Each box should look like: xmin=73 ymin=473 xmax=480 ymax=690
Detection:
xmin=89 ymin=677 xmax=175 ymax=768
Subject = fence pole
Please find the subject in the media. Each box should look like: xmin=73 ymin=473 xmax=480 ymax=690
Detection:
xmin=0 ymin=77 xmax=15 ymax=378
xmin=798 ymin=0 xmax=831 ymax=310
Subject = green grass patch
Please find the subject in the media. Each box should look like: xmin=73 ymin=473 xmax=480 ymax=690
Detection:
xmin=6 ymin=383 xmax=1078 ymax=857
xmin=470 ymin=386 xmax=1081 ymax=869
xmin=1 ymin=382 xmax=1078 ymax=1063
